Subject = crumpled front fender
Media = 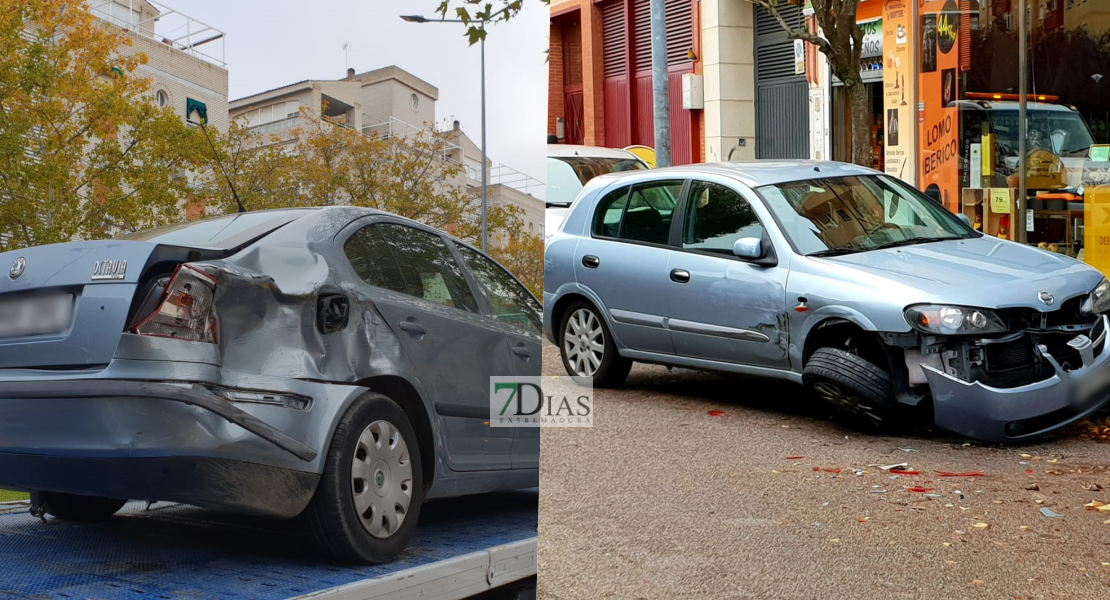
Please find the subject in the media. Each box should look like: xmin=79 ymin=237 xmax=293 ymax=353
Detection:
xmin=925 ymin=315 xmax=1110 ymax=443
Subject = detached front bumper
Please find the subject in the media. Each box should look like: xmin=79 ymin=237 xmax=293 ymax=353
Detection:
xmin=925 ymin=316 xmax=1110 ymax=443
xmin=0 ymin=380 xmax=319 ymax=518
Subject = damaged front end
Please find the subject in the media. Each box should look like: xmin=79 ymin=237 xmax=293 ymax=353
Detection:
xmin=886 ymin=298 xmax=1110 ymax=442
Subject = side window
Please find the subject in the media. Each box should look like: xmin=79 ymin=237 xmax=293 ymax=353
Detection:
xmin=593 ymin=186 xmax=629 ymax=238
xmin=592 ymin=181 xmax=682 ymax=245
xmin=682 ymin=181 xmax=764 ymax=254
xmin=374 ymin=224 xmax=479 ymax=313
xmin=343 ymin=225 xmax=406 ymax=293
xmin=621 ymin=181 xmax=681 ymax=245
xmin=455 ymin=244 xmax=542 ymax=336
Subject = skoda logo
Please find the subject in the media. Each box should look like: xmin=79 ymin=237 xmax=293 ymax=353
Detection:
xmin=1039 ymin=291 xmax=1055 ymax=306
xmin=8 ymin=257 xmax=25 ymax=280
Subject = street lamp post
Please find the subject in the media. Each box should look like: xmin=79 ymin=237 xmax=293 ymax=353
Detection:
xmin=401 ymin=15 xmax=489 ymax=252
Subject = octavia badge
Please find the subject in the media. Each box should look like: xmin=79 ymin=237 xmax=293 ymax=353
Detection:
xmin=1038 ymin=291 xmax=1055 ymax=306
xmin=8 ymin=257 xmax=25 ymax=280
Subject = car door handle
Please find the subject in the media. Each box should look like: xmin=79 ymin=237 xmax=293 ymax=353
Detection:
xmin=398 ymin=319 xmax=426 ymax=335
xmin=582 ymin=255 xmax=600 ymax=268
xmin=511 ymin=343 xmax=531 ymax=361
xmin=670 ymin=269 xmax=691 ymax=283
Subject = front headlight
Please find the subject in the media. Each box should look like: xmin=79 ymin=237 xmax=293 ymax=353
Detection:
xmin=904 ymin=304 xmax=1007 ymax=335
xmin=1081 ymin=278 xmax=1110 ymax=315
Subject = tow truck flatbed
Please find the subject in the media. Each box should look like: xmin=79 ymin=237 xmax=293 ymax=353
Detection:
xmin=0 ymin=489 xmax=537 ymax=599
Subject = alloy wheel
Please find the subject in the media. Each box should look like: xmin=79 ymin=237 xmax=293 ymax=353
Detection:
xmin=564 ymin=308 xmax=605 ymax=377
xmin=812 ymin=381 xmax=882 ymax=425
xmin=351 ymin=419 xmax=412 ymax=539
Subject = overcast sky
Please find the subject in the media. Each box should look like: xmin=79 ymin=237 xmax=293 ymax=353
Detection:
xmin=179 ymin=0 xmax=547 ymax=199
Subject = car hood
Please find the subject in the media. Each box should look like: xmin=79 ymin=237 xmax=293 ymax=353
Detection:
xmin=822 ymin=236 xmax=1103 ymax=310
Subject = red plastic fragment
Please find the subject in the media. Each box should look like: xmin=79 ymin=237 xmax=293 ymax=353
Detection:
xmin=936 ymin=471 xmax=984 ymax=478
xmin=906 ymin=486 xmax=934 ymax=493
xmin=890 ymin=470 xmax=922 ymax=476
xmin=823 ymin=468 xmax=842 ymax=474
xmin=1025 ymin=469 xmax=1034 ymax=475
xmin=707 ymin=410 xmax=725 ymax=416
xmin=786 ymin=456 xmax=805 ymax=460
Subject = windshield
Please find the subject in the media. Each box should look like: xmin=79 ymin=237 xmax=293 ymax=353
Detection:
xmin=546 ymin=155 xmax=647 ymax=206
xmin=116 ymin=210 xmax=309 ymax=249
xmin=756 ymin=175 xmax=975 ymax=256
xmin=986 ymin=109 xmax=1095 ymax=158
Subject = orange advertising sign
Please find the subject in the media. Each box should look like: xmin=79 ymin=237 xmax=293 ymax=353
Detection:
xmin=918 ymin=0 xmax=961 ymax=211
xmin=882 ymin=0 xmax=914 ymax=184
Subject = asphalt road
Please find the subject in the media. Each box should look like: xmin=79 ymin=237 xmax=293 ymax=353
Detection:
xmin=538 ymin=342 xmax=1110 ymax=600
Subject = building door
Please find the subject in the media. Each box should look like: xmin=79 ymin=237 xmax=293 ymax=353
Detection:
xmin=754 ymin=5 xmax=809 ymax=159
xmin=562 ymin=15 xmax=585 ymax=144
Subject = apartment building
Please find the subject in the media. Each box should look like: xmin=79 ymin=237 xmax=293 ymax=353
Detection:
xmin=88 ymin=0 xmax=229 ymax=131
xmin=231 ymin=66 xmax=545 ymax=244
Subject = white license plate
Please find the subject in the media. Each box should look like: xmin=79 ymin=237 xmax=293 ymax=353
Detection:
xmin=0 ymin=294 xmax=74 ymax=339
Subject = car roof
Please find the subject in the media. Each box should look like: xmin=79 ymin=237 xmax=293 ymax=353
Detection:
xmin=547 ymin=144 xmax=639 ymax=160
xmin=586 ymin=160 xmax=880 ymax=188
xmin=952 ymin=100 xmax=1075 ymax=113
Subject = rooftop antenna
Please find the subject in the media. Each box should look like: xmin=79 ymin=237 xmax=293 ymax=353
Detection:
xmin=343 ymin=41 xmax=350 ymax=71
xmin=190 ymin=108 xmax=246 ymax=214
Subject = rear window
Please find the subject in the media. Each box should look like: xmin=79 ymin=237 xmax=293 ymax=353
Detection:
xmin=547 ymin=155 xmax=647 ymax=206
xmin=116 ymin=211 xmax=309 ymax=249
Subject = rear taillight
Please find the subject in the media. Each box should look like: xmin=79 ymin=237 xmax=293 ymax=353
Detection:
xmin=131 ymin=264 xmax=218 ymax=343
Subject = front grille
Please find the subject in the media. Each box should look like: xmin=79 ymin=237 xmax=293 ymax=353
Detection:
xmin=984 ymin=338 xmax=1036 ymax=372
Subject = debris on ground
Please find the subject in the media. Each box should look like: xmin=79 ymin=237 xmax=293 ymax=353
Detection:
xmin=1077 ymin=416 xmax=1110 ymax=442
xmin=707 ymin=410 xmax=725 ymax=417
xmin=876 ymin=462 xmax=909 ymax=471
xmin=1041 ymin=508 xmax=1064 ymax=518
xmin=785 ymin=456 xmax=804 ymax=460
xmin=936 ymin=471 xmax=986 ymax=478
xmin=907 ymin=486 xmax=935 ymax=493
xmin=1025 ymin=483 xmax=1040 ymax=491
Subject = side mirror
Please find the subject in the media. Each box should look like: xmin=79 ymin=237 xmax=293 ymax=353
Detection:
xmin=957 ymin=213 xmax=972 ymax=228
xmin=733 ymin=237 xmax=763 ymax=260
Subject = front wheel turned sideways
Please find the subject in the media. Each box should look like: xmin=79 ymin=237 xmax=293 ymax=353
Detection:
xmin=559 ymin=301 xmax=631 ymax=388
xmin=304 ymin=393 xmax=424 ymax=564
xmin=802 ymin=347 xmax=897 ymax=431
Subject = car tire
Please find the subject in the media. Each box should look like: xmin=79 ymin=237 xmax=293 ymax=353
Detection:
xmin=559 ymin=301 xmax=631 ymax=388
xmin=803 ymin=347 xmax=896 ymax=430
xmin=304 ymin=393 xmax=424 ymax=564
xmin=37 ymin=492 xmax=127 ymax=522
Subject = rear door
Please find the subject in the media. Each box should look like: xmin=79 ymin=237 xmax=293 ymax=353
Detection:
xmin=340 ymin=221 xmax=516 ymax=472
xmin=452 ymin=243 xmax=542 ymax=469
xmin=572 ymin=180 xmax=685 ymax=355
xmin=664 ymin=179 xmax=790 ymax=370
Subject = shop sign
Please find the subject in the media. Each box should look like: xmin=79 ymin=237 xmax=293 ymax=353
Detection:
xmin=858 ymin=18 xmax=883 ymax=59
xmin=1084 ymin=186 xmax=1110 ymax=279
xmin=882 ymin=0 xmax=915 ymax=184
xmin=794 ymin=39 xmax=805 ymax=75
xmin=918 ymin=0 xmax=961 ymax=213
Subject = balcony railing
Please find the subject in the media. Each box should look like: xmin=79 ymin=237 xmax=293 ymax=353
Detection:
xmin=88 ymin=0 xmax=227 ymax=68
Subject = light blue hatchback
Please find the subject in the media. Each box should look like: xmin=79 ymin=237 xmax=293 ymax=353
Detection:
xmin=543 ymin=161 xmax=1110 ymax=443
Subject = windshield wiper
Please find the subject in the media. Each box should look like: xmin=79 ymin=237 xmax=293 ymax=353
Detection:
xmin=807 ymin=247 xmax=867 ymax=257
xmin=867 ymin=236 xmax=967 ymax=250
xmin=808 ymin=236 xmax=966 ymax=257
xmin=546 ymin=202 xmax=572 ymax=209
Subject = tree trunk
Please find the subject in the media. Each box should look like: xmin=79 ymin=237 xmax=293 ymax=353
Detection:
xmin=845 ymin=79 xmax=872 ymax=168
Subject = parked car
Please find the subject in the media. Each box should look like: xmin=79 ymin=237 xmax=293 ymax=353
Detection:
xmin=0 ymin=207 xmax=541 ymax=563
xmin=547 ymin=144 xmax=649 ymax=241
xmin=543 ymin=160 xmax=1110 ymax=443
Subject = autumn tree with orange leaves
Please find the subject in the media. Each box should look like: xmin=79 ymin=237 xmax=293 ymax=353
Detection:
xmin=0 ymin=0 xmax=210 ymax=250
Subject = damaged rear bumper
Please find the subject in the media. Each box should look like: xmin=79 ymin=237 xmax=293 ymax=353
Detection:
xmin=924 ymin=316 xmax=1110 ymax=443
xmin=0 ymin=379 xmax=320 ymax=517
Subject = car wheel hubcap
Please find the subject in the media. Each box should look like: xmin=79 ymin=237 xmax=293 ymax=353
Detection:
xmin=564 ymin=308 xmax=604 ymax=377
xmin=351 ymin=419 xmax=412 ymax=539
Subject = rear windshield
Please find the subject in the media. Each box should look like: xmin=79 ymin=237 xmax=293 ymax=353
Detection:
xmin=547 ymin=155 xmax=647 ymax=206
xmin=117 ymin=211 xmax=309 ymax=249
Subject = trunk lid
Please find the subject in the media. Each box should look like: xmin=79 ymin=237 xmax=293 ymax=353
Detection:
xmin=0 ymin=240 xmax=164 ymax=369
